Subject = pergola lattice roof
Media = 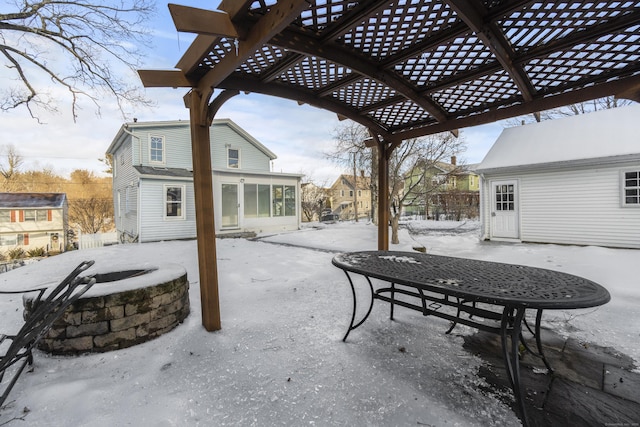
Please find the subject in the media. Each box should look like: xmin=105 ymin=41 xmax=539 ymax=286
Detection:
xmin=138 ymin=1 xmax=640 ymax=332
xmin=141 ymin=0 xmax=640 ymax=142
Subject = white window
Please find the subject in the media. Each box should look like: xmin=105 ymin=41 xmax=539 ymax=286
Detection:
xmin=0 ymin=235 xmax=17 ymax=246
xmin=244 ymin=184 xmax=271 ymax=218
xmin=24 ymin=210 xmax=36 ymax=221
xmin=227 ymin=148 xmax=240 ymax=169
xmin=149 ymin=135 xmax=165 ymax=164
xmin=165 ymin=185 xmax=186 ymax=219
xmin=272 ymin=185 xmax=296 ymax=217
xmin=0 ymin=210 xmax=9 ymax=222
xmin=623 ymin=170 xmax=640 ymax=206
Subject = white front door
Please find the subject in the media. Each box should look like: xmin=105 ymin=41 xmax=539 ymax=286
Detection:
xmin=221 ymin=183 xmax=240 ymax=229
xmin=491 ymin=180 xmax=519 ymax=239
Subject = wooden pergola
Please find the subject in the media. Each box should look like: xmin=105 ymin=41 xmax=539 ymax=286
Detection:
xmin=139 ymin=0 xmax=640 ymax=331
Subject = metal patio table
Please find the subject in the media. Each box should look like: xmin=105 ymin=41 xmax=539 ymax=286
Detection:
xmin=332 ymin=251 xmax=611 ymax=426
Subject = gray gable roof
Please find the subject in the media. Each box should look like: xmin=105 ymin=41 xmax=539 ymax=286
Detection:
xmin=477 ymin=104 xmax=640 ymax=173
xmin=0 ymin=193 xmax=67 ymax=208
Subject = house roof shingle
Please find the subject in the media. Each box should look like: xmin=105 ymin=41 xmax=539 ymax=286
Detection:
xmin=0 ymin=193 xmax=67 ymax=208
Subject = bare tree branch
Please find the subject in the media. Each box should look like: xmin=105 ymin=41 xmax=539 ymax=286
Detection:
xmin=0 ymin=0 xmax=155 ymax=120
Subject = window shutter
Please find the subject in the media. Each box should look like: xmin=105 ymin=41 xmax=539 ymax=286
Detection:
xmin=23 ymin=234 xmax=29 ymax=245
xmin=19 ymin=210 xmax=24 ymax=222
xmin=48 ymin=209 xmax=52 ymax=221
xmin=10 ymin=210 xmax=15 ymax=222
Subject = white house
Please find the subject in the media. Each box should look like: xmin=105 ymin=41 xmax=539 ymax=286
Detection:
xmin=106 ymin=119 xmax=302 ymax=243
xmin=476 ymin=104 xmax=640 ymax=249
xmin=0 ymin=193 xmax=68 ymax=254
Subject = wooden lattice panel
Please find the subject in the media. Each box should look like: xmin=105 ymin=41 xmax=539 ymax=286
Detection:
xmin=370 ymin=100 xmax=433 ymax=129
xmin=332 ymin=78 xmax=397 ymax=109
xmin=525 ymin=26 xmax=640 ymax=90
xmin=340 ymin=1 xmax=459 ymax=59
xmin=278 ymin=57 xmax=350 ymax=90
xmin=433 ymin=71 xmax=518 ymax=113
xmin=159 ymin=0 xmax=640 ymax=142
xmin=499 ymin=1 xmax=638 ymax=49
xmin=397 ymin=33 xmax=494 ymax=88
xmin=298 ymin=1 xmax=359 ymax=31
xmin=239 ymin=45 xmax=287 ymax=75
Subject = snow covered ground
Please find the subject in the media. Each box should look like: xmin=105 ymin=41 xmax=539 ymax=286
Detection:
xmin=0 ymin=220 xmax=638 ymax=426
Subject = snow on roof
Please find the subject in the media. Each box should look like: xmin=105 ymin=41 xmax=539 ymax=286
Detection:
xmin=0 ymin=192 xmax=66 ymax=208
xmin=476 ymin=104 xmax=640 ymax=172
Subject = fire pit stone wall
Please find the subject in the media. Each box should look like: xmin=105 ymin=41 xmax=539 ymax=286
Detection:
xmin=24 ymin=263 xmax=190 ymax=354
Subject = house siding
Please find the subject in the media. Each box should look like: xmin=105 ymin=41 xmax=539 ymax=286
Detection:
xmin=107 ymin=119 xmax=300 ymax=242
xmin=480 ymin=162 xmax=640 ymax=249
xmin=112 ymin=135 xmax=139 ymax=240
xmin=139 ymin=179 xmax=196 ymax=242
xmin=213 ymin=172 xmax=301 ymax=233
xmin=210 ymin=124 xmax=271 ymax=171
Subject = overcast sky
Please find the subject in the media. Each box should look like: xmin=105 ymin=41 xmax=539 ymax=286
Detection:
xmin=0 ymin=1 xmax=504 ymax=184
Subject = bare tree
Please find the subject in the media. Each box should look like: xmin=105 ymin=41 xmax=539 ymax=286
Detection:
xmin=69 ymin=196 xmax=113 ymax=233
xmin=387 ymin=133 xmax=466 ymax=244
xmin=328 ymin=122 xmax=466 ymax=244
xmin=326 ymin=122 xmax=371 ymax=171
xmin=300 ymin=179 xmax=328 ymax=222
xmin=0 ymin=144 xmax=23 ymax=183
xmin=67 ymin=169 xmax=113 ymax=233
xmin=0 ymin=1 xmax=155 ymax=120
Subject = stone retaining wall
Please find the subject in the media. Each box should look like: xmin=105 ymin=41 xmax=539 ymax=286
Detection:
xmin=25 ymin=269 xmax=190 ymax=354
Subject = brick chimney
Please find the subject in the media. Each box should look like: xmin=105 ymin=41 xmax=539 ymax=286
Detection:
xmin=451 ymin=155 xmax=457 ymax=165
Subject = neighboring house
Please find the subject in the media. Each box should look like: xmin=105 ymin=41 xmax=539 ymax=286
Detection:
xmin=300 ymin=182 xmax=329 ymax=222
xmin=0 ymin=193 xmax=68 ymax=254
xmin=476 ymin=104 xmax=640 ymax=249
xmin=106 ymin=119 xmax=302 ymax=243
xmin=329 ymin=174 xmax=372 ymax=220
xmin=403 ymin=156 xmax=480 ymax=219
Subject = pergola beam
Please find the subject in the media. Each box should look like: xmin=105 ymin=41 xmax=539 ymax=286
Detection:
xmin=137 ymin=69 xmax=192 ymax=88
xmin=270 ymin=30 xmax=449 ymax=122
xmin=168 ymin=4 xmax=239 ymax=38
xmin=195 ymin=0 xmax=310 ymax=107
xmin=447 ymin=0 xmax=536 ymax=103
xmin=219 ymin=75 xmax=393 ymax=139
xmin=395 ymin=74 xmax=640 ymax=140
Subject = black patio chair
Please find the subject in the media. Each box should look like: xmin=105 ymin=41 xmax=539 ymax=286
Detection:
xmin=0 ymin=260 xmax=96 ymax=407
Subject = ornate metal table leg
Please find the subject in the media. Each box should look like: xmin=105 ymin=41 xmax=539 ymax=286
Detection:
xmin=534 ymin=309 xmax=553 ymax=372
xmin=342 ymin=271 xmax=375 ymax=342
xmin=500 ymin=306 xmax=529 ymax=427
xmin=390 ymin=282 xmax=395 ymax=320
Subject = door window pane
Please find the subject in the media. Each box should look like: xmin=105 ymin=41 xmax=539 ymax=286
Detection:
xmin=222 ymin=184 xmax=238 ymax=227
xmin=495 ymin=184 xmax=515 ymax=211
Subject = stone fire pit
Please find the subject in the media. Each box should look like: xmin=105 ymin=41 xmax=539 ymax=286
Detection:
xmin=24 ymin=263 xmax=190 ymax=354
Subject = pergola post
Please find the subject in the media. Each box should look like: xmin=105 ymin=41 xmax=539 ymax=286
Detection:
xmin=188 ymin=89 xmax=221 ymax=331
xmin=377 ymin=140 xmax=390 ymax=251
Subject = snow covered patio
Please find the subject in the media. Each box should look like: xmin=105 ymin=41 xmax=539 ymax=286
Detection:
xmin=0 ymin=221 xmax=638 ymax=426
